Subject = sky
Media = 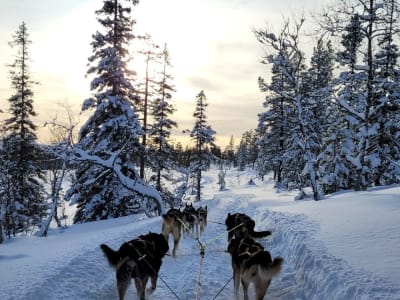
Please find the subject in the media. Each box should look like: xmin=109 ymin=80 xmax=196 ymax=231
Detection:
xmin=0 ymin=167 xmax=399 ymax=299
xmin=0 ymin=0 xmax=331 ymax=148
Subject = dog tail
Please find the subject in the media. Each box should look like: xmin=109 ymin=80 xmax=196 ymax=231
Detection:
xmin=100 ymin=244 xmax=120 ymax=268
xmin=251 ymin=230 xmax=272 ymax=238
xmin=259 ymin=256 xmax=283 ymax=279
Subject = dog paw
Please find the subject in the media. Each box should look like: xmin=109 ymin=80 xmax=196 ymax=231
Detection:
xmin=146 ymin=287 xmax=156 ymax=294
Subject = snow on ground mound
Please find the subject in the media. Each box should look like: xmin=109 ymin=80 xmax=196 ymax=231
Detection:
xmin=257 ymin=210 xmax=400 ymax=300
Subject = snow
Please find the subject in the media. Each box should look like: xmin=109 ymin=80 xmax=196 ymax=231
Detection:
xmin=1 ymin=168 xmax=399 ymax=300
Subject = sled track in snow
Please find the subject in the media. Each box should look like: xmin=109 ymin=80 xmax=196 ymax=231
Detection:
xmin=257 ymin=210 xmax=400 ymax=300
xmin=12 ymin=219 xmax=163 ymax=300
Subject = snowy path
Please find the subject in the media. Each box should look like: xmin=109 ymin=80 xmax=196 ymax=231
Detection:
xmin=1 ymin=170 xmax=399 ymax=299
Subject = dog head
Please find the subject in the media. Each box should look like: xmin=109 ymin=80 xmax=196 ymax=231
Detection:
xmin=162 ymin=208 xmax=181 ymax=223
xmin=226 ymin=213 xmax=247 ymax=240
xmin=198 ymin=206 xmax=207 ymax=220
xmin=183 ymin=202 xmax=196 ymax=212
xmin=225 ymin=213 xmax=257 ymax=241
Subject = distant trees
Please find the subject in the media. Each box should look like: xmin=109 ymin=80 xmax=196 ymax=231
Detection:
xmin=190 ymin=90 xmax=216 ymax=201
xmin=0 ymin=22 xmax=46 ymax=237
xmin=222 ymin=135 xmax=236 ymax=167
xmin=236 ymin=130 xmax=258 ymax=171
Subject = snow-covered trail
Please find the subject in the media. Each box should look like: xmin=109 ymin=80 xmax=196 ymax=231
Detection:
xmin=2 ymin=169 xmax=399 ymax=299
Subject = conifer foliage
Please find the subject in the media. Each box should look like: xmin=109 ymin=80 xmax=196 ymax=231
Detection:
xmin=254 ymin=0 xmax=400 ymax=198
xmin=190 ymin=90 xmax=216 ymax=201
xmin=65 ymin=0 xmax=149 ymax=223
xmin=0 ymin=22 xmax=46 ymax=237
xmin=148 ymin=44 xmax=177 ymax=193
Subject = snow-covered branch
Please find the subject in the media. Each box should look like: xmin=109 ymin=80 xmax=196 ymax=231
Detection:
xmin=73 ymin=147 xmax=165 ymax=214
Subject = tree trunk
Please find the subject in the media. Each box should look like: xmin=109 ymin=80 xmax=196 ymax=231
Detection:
xmin=0 ymin=222 xmax=4 ymax=244
xmin=196 ymin=169 xmax=201 ymax=201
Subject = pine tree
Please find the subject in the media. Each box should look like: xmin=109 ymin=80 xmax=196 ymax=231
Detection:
xmin=255 ymin=50 xmax=293 ymax=184
xmin=321 ymin=0 xmax=400 ymax=190
xmin=222 ymin=135 xmax=235 ymax=168
xmin=305 ymin=38 xmax=335 ymax=195
xmin=373 ymin=0 xmax=400 ymax=185
xmin=0 ymin=22 xmax=46 ymax=236
xmin=329 ymin=13 xmax=364 ymax=191
xmin=65 ymin=0 xmax=145 ymax=222
xmin=236 ymin=130 xmax=258 ymax=171
xmin=148 ymin=43 xmax=177 ymax=194
xmin=135 ymin=35 xmax=160 ymax=179
xmin=190 ymin=90 xmax=216 ymax=201
xmin=255 ymin=19 xmax=320 ymax=196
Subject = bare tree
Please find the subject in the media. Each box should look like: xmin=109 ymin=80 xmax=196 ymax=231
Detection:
xmin=37 ymin=104 xmax=78 ymax=236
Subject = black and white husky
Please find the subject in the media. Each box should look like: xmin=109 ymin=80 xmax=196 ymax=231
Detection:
xmin=100 ymin=232 xmax=169 ymax=300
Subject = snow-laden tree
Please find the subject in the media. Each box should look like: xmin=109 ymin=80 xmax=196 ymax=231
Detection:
xmin=0 ymin=22 xmax=46 ymax=236
xmin=190 ymin=90 xmax=216 ymax=201
xmin=321 ymin=0 xmax=400 ymax=190
xmin=255 ymin=19 xmax=331 ymax=200
xmin=255 ymin=43 xmax=294 ymax=184
xmin=373 ymin=0 xmax=400 ymax=185
xmin=148 ymin=44 xmax=177 ymax=195
xmin=66 ymin=0 xmax=163 ymax=223
xmin=321 ymin=13 xmax=364 ymax=192
xmin=304 ymin=39 xmax=337 ymax=194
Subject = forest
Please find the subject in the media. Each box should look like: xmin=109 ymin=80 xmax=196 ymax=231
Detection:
xmin=0 ymin=0 xmax=399 ymax=242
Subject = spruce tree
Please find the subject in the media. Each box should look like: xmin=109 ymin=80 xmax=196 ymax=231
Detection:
xmin=190 ymin=90 xmax=216 ymax=201
xmin=322 ymin=0 xmax=400 ymax=190
xmin=135 ymin=35 xmax=160 ymax=179
xmin=236 ymin=130 xmax=258 ymax=171
xmin=148 ymin=44 xmax=177 ymax=194
xmin=65 ymin=0 xmax=145 ymax=222
xmin=305 ymin=38 xmax=335 ymax=195
xmin=373 ymin=0 xmax=400 ymax=185
xmin=0 ymin=22 xmax=46 ymax=236
xmin=255 ymin=20 xmax=316 ymax=196
xmin=256 ymin=51 xmax=293 ymax=184
xmin=223 ymin=135 xmax=235 ymax=168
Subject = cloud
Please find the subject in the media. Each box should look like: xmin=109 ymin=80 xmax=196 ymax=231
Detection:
xmin=184 ymin=76 xmax=224 ymax=93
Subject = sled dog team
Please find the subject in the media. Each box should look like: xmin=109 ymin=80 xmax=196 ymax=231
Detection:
xmin=100 ymin=206 xmax=283 ymax=300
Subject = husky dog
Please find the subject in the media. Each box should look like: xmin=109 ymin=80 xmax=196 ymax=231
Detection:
xmin=197 ymin=205 xmax=208 ymax=235
xmin=227 ymin=237 xmax=283 ymax=300
xmin=161 ymin=208 xmax=182 ymax=257
xmin=225 ymin=213 xmax=272 ymax=242
xmin=181 ymin=202 xmax=199 ymax=237
xmin=100 ymin=232 xmax=169 ymax=300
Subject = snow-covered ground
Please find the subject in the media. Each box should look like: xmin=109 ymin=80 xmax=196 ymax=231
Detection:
xmin=0 ymin=168 xmax=399 ymax=299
